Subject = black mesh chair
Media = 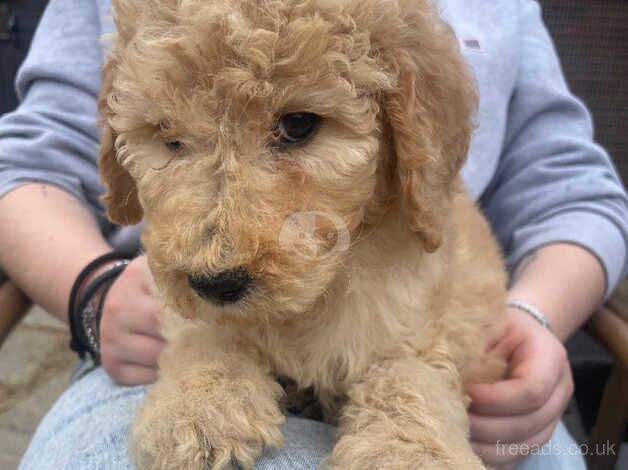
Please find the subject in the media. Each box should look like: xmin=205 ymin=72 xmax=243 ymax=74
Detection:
xmin=0 ymin=0 xmax=49 ymax=113
xmin=541 ymin=1 xmax=628 ymax=179
xmin=541 ymin=2 xmax=628 ymax=469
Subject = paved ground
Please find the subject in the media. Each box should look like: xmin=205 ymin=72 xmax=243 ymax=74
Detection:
xmin=0 ymin=306 xmax=75 ymax=469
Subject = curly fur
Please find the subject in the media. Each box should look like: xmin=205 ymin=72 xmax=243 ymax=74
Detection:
xmin=99 ymin=0 xmax=507 ymax=468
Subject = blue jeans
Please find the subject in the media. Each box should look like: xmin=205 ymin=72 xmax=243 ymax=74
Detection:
xmin=19 ymin=367 xmax=586 ymax=469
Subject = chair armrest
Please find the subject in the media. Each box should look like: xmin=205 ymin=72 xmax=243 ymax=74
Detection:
xmin=0 ymin=277 xmax=31 ymax=347
xmin=584 ymin=289 xmax=628 ymax=470
xmin=586 ymin=293 xmax=628 ymax=368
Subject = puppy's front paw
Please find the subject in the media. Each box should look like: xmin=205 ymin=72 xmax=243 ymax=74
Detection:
xmin=132 ymin=413 xmax=283 ymax=470
xmin=130 ymin=369 xmax=285 ymax=470
xmin=326 ymin=433 xmax=486 ymax=470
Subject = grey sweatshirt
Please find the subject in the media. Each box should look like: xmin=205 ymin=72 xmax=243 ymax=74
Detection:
xmin=0 ymin=0 xmax=627 ymax=296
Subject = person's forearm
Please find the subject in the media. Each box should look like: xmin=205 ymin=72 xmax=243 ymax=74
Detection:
xmin=508 ymin=243 xmax=606 ymax=341
xmin=0 ymin=183 xmax=113 ymax=322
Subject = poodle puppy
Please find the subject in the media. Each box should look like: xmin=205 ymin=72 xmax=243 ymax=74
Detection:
xmin=98 ymin=0 xmax=507 ymax=468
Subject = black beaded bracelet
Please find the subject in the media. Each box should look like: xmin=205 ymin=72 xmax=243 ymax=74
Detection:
xmin=68 ymin=252 xmax=131 ymax=359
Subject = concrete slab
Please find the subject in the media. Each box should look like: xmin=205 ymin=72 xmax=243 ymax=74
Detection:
xmin=0 ymin=367 xmax=72 ymax=434
xmin=0 ymin=326 xmax=69 ymax=389
xmin=20 ymin=306 xmax=65 ymax=331
xmin=0 ymin=453 xmax=21 ymax=470
xmin=0 ymin=307 xmax=74 ymax=469
xmin=0 ymin=427 xmax=31 ymax=460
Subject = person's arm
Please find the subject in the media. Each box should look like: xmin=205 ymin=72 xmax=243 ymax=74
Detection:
xmin=468 ymin=0 xmax=628 ymax=467
xmin=0 ymin=0 xmax=164 ymax=385
xmin=0 ymin=0 xmax=110 ymax=319
xmin=0 ymin=183 xmax=164 ymax=385
xmin=0 ymin=183 xmax=111 ymax=322
xmin=478 ymin=2 xmax=628 ymax=303
xmin=0 ymin=0 xmax=109 ymax=221
xmin=509 ymin=242 xmax=606 ymax=341
xmin=468 ymin=242 xmax=604 ymax=467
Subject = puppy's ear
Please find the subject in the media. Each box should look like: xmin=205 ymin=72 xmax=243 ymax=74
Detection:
xmin=98 ymin=58 xmax=144 ymax=225
xmin=376 ymin=1 xmax=477 ymax=252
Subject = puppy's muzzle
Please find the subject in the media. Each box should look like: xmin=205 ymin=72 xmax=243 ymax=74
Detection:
xmin=188 ymin=267 xmax=252 ymax=304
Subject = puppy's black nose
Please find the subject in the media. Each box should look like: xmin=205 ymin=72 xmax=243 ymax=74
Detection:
xmin=188 ymin=268 xmax=252 ymax=304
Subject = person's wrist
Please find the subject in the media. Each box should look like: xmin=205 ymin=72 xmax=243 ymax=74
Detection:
xmin=507 ymin=305 xmax=545 ymax=328
xmin=506 ymin=299 xmax=552 ymax=332
xmin=81 ymin=259 xmax=124 ymax=286
xmin=68 ymin=252 xmax=132 ymax=361
xmin=505 ymin=306 xmax=560 ymax=350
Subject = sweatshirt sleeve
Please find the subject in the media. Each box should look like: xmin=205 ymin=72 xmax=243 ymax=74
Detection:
xmin=479 ymin=0 xmax=628 ymax=298
xmin=0 ymin=0 xmax=107 ymax=225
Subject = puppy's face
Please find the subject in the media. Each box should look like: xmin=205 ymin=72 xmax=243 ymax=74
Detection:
xmin=100 ymin=0 xmax=476 ymax=321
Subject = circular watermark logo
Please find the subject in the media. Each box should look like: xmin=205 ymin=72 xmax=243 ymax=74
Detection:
xmin=278 ymin=211 xmax=350 ymax=261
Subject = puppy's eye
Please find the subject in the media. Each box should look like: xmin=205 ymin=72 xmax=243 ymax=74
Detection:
xmin=165 ymin=140 xmax=184 ymax=152
xmin=274 ymin=113 xmax=321 ymax=147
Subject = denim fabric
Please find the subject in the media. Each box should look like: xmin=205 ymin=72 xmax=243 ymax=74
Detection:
xmin=20 ymin=367 xmax=585 ymax=470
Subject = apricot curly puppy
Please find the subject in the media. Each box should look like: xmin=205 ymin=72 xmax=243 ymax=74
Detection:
xmin=99 ymin=0 xmax=507 ymax=468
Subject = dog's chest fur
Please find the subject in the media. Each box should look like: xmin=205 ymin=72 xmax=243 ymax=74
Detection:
xmin=240 ymin=211 xmax=447 ymax=405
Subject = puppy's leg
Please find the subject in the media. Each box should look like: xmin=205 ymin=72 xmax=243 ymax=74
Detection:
xmin=326 ymin=357 xmax=485 ymax=470
xmin=130 ymin=323 xmax=284 ymax=470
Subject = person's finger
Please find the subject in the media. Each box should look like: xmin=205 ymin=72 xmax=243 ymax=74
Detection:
xmin=102 ymin=290 xmax=163 ymax=339
xmin=472 ymin=419 xmax=559 ymax=467
xmin=100 ymin=344 xmax=158 ymax=386
xmin=482 ymin=318 xmax=518 ymax=354
xmin=469 ymin=367 xmax=572 ymax=444
xmin=118 ymin=304 xmax=163 ymax=338
xmin=116 ymin=333 xmax=166 ymax=367
xmin=114 ymin=363 xmax=159 ymax=386
xmin=488 ymin=328 xmax=523 ymax=358
xmin=100 ymin=331 xmax=164 ymax=366
xmin=467 ymin=338 xmax=565 ymax=416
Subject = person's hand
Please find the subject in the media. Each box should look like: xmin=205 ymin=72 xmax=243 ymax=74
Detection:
xmin=466 ymin=307 xmax=574 ymax=469
xmin=99 ymin=255 xmax=166 ymax=385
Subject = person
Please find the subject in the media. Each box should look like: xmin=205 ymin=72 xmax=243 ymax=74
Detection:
xmin=0 ymin=0 xmax=625 ymax=468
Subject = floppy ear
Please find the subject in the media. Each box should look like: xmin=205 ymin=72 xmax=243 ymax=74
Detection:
xmin=376 ymin=1 xmax=477 ymax=252
xmin=98 ymin=58 xmax=144 ymax=225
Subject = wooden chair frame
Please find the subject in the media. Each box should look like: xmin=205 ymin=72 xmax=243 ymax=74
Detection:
xmin=0 ymin=270 xmax=29 ymax=346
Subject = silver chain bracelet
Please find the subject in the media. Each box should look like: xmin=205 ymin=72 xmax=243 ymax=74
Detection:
xmin=506 ymin=299 xmax=552 ymax=331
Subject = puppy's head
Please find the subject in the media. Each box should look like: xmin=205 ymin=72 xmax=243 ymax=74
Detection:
xmin=99 ymin=0 xmax=476 ymax=321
